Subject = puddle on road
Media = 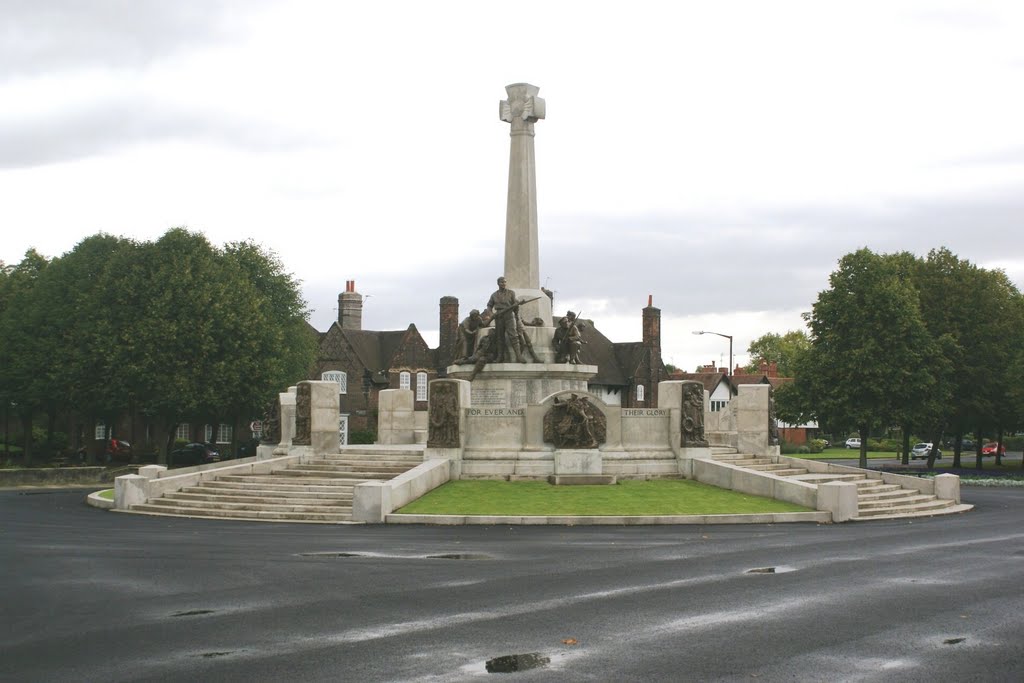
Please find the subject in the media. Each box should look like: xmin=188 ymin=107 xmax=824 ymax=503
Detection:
xmin=199 ymin=651 xmax=234 ymax=658
xmin=944 ymin=638 xmax=966 ymax=645
xmin=746 ymin=566 xmax=796 ymax=574
xmin=485 ymin=653 xmax=551 ymax=673
xmin=298 ymin=551 xmax=492 ymax=560
xmin=172 ymin=609 xmax=216 ymax=617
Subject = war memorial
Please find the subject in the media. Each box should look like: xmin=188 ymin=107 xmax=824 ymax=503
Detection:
xmin=111 ymin=84 xmax=970 ymax=524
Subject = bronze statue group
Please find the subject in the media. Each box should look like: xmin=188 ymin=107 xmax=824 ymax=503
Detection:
xmin=453 ymin=276 xmax=585 ymax=379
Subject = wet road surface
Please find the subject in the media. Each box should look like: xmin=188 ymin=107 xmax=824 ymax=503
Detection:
xmin=1 ymin=487 xmax=1022 ymax=682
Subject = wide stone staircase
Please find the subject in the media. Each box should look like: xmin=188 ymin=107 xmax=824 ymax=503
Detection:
xmin=710 ymin=450 xmax=970 ymax=520
xmin=128 ymin=447 xmax=425 ymax=523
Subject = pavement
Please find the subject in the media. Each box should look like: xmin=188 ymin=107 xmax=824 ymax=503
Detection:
xmin=2 ymin=486 xmax=1022 ymax=682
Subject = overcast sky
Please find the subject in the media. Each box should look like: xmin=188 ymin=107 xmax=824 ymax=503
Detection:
xmin=2 ymin=1 xmax=1022 ymax=372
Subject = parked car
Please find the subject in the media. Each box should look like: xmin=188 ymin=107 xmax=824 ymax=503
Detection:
xmin=910 ymin=442 xmax=942 ymax=460
xmin=169 ymin=442 xmax=220 ymax=467
xmin=845 ymin=438 xmax=861 ymax=450
xmin=946 ymin=438 xmax=975 ymax=451
xmin=103 ymin=439 xmax=133 ymax=464
xmin=981 ymin=442 xmax=1006 ymax=457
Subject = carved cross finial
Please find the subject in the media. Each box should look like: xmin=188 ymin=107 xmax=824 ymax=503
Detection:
xmin=499 ymin=82 xmax=546 ymax=133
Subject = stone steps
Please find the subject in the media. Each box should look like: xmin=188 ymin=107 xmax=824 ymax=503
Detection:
xmin=127 ymin=449 xmax=424 ymax=523
xmin=717 ymin=454 xmax=968 ymax=521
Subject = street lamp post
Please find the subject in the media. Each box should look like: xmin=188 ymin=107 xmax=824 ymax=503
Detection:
xmin=692 ymin=330 xmax=733 ymax=376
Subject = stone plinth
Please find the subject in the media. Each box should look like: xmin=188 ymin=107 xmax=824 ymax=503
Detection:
xmin=275 ymin=386 xmax=297 ymax=456
xmin=735 ymin=384 xmax=772 ymax=457
xmin=304 ymin=380 xmax=341 ymax=455
xmin=554 ymin=449 xmax=602 ymax=475
xmin=378 ymin=389 xmax=416 ymax=445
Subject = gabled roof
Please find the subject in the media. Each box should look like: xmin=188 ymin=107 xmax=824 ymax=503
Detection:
xmin=675 ymin=372 xmax=735 ymax=395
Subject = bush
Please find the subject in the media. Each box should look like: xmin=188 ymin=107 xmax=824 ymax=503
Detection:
xmin=348 ymin=429 xmax=376 ymax=445
xmin=867 ymin=438 xmax=901 ymax=453
xmin=807 ymin=439 xmax=827 ymax=454
xmin=779 ymin=441 xmax=803 ymax=454
xmin=1003 ymin=436 xmax=1024 ymax=451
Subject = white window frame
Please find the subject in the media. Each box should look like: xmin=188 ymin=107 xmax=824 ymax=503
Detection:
xmin=416 ymin=372 xmax=428 ymax=401
xmin=399 ymin=371 xmax=411 ymax=390
xmin=710 ymin=399 xmax=729 ymax=412
xmin=176 ymin=423 xmax=191 ymax=441
xmin=216 ymin=423 xmax=232 ymax=444
xmin=204 ymin=424 xmax=213 ymax=442
xmin=322 ymin=371 xmax=347 ymax=394
xmin=94 ymin=420 xmax=107 ymax=440
xmin=636 ymin=384 xmax=645 ymax=402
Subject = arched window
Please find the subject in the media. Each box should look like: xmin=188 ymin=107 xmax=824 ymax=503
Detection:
xmin=636 ymin=384 xmax=645 ymax=402
xmin=322 ymin=371 xmax=348 ymax=394
xmin=416 ymin=372 xmax=428 ymax=401
xmin=399 ymin=371 xmax=411 ymax=390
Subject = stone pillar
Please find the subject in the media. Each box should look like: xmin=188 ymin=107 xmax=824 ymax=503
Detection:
xmin=735 ymin=384 xmax=776 ymax=457
xmin=660 ymin=380 xmax=711 ymax=475
xmin=274 ymin=386 xmax=297 ymax=456
xmin=377 ymin=389 xmax=416 ymax=445
xmin=291 ymin=381 xmax=341 ymax=454
xmin=425 ymin=378 xmax=471 ymax=479
xmin=499 ymin=82 xmax=552 ymax=325
xmin=114 ymin=474 xmax=148 ymax=510
xmin=934 ymin=473 xmax=961 ymax=502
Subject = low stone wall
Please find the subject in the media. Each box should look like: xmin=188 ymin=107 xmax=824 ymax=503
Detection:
xmin=0 ymin=467 xmax=106 ymax=487
xmin=690 ymin=458 xmax=819 ymax=510
xmin=352 ymin=458 xmax=451 ymax=523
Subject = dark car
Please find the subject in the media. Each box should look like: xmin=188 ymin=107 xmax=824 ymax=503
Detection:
xmin=170 ymin=442 xmax=220 ymax=467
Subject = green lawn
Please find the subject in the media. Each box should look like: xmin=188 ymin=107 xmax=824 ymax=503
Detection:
xmin=98 ymin=489 xmax=114 ymax=500
xmin=395 ymin=479 xmax=810 ymax=516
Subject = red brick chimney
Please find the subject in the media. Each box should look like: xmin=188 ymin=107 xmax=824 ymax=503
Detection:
xmin=338 ymin=280 xmax=363 ymax=330
xmin=438 ymin=296 xmax=459 ymax=371
xmin=768 ymin=361 xmax=778 ymax=378
xmin=642 ymin=295 xmax=660 ymax=349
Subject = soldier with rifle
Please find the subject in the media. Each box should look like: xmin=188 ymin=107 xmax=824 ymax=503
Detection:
xmin=485 ymin=276 xmax=541 ymax=364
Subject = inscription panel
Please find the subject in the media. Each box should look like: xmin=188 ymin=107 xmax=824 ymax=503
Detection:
xmin=622 ymin=409 xmax=669 ymax=417
xmin=471 ymin=388 xmax=507 ymax=407
xmin=467 ymin=408 xmax=525 ymax=417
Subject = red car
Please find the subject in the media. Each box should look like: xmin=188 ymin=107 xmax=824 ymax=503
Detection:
xmin=981 ymin=442 xmax=1006 ymax=457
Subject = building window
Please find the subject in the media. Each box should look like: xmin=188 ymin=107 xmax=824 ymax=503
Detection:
xmin=322 ymin=371 xmax=347 ymax=394
xmin=204 ymin=424 xmax=213 ymax=442
xmin=710 ymin=400 xmax=729 ymax=412
xmin=636 ymin=384 xmax=645 ymax=402
xmin=216 ymin=423 xmax=232 ymax=444
xmin=416 ymin=372 xmax=428 ymax=401
xmin=176 ymin=423 xmax=191 ymax=441
xmin=94 ymin=420 xmax=106 ymax=440
xmin=399 ymin=371 xmax=411 ymax=390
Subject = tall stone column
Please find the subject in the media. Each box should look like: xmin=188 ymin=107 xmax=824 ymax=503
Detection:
xmin=499 ymin=83 xmax=552 ymax=326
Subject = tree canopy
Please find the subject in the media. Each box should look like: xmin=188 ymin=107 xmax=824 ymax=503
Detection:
xmin=744 ymin=330 xmax=810 ymax=377
xmin=781 ymin=247 xmax=1023 ymax=470
xmin=0 ymin=229 xmax=316 ymax=461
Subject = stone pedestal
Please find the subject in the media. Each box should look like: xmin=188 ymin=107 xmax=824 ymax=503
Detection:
xmin=735 ymin=384 xmax=771 ymax=456
xmin=306 ymin=380 xmax=341 ymax=454
xmin=274 ymin=386 xmax=297 ymax=456
xmin=554 ymin=449 xmax=602 ymax=475
xmin=378 ymin=389 xmax=416 ymax=445
xmin=425 ymin=379 xmax=472 ymax=478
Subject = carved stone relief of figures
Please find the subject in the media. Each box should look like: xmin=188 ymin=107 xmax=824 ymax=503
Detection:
xmin=427 ymin=381 xmax=460 ymax=449
xmin=768 ymin=387 xmax=780 ymax=446
xmin=681 ymin=381 xmax=709 ymax=448
xmin=543 ymin=394 xmax=607 ymax=449
xmin=261 ymin=399 xmax=281 ymax=445
xmin=293 ymin=383 xmax=312 ymax=446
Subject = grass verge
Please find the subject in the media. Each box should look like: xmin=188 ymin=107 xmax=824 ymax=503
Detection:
xmin=98 ymin=489 xmax=114 ymax=500
xmin=395 ymin=479 xmax=811 ymax=516
xmin=789 ymin=448 xmax=893 ymax=460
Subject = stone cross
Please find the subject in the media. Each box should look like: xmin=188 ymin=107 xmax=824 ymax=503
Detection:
xmin=499 ymin=83 xmax=552 ymax=326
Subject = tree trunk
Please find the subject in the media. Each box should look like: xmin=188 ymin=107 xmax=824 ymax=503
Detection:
xmin=995 ymin=426 xmax=1004 ymax=467
xmin=952 ymin=430 xmax=963 ymax=468
xmin=900 ymin=424 xmax=911 ymax=466
xmin=975 ymin=427 xmax=984 ymax=470
xmin=20 ymin=412 xmax=33 ymax=466
xmin=858 ymin=425 xmax=869 ymax=469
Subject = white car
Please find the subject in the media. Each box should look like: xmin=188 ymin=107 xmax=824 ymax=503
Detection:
xmin=910 ymin=442 xmax=942 ymax=460
xmin=845 ymin=438 xmax=861 ymax=449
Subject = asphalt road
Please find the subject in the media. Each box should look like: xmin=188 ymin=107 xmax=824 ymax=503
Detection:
xmin=1 ymin=487 xmax=1022 ymax=682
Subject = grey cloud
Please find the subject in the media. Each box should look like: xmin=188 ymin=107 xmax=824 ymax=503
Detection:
xmin=0 ymin=97 xmax=316 ymax=169
xmin=0 ymin=0 xmax=262 ymax=79
xmin=305 ymin=187 xmax=1024 ymax=336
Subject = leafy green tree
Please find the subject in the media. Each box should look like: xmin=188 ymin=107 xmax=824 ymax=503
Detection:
xmin=794 ymin=249 xmax=944 ymax=469
xmin=744 ymin=330 xmax=810 ymax=377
